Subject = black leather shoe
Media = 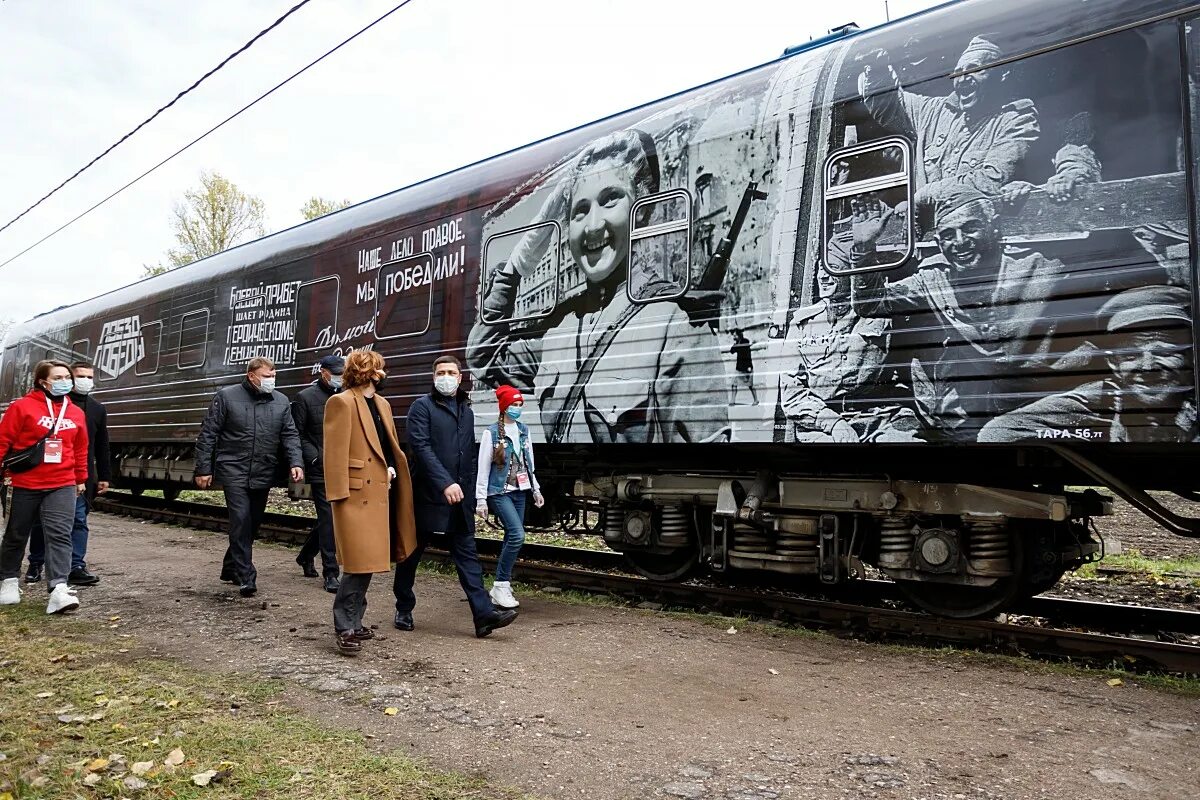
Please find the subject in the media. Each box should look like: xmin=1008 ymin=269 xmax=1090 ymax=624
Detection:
xmin=220 ymin=568 xmax=237 ymax=583
xmin=393 ymin=612 xmax=414 ymax=631
xmin=323 ymin=574 xmax=340 ymax=594
xmin=296 ymin=554 xmax=318 ymax=578
xmin=474 ymin=608 xmax=518 ymax=638
xmin=68 ymin=568 xmax=100 ymax=586
xmin=24 ymin=564 xmax=43 ymax=583
xmin=239 ymin=582 xmax=257 ymax=597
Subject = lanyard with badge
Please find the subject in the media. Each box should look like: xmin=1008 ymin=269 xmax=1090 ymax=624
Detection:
xmin=42 ymin=396 xmax=69 ymax=464
xmin=507 ymin=431 xmax=532 ymax=491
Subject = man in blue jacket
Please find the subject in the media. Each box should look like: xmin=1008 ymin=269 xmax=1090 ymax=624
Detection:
xmin=393 ymin=354 xmax=517 ymax=637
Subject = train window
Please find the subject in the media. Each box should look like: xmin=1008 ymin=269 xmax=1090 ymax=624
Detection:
xmin=135 ymin=320 xmax=162 ymax=376
xmin=628 ymin=189 xmax=691 ymax=303
xmin=70 ymin=339 xmax=91 ymax=362
xmin=1 ymin=347 xmax=15 ymax=401
xmin=295 ymin=276 xmax=340 ymax=351
xmin=822 ymin=137 xmax=913 ymax=275
xmin=480 ymin=222 xmax=561 ymax=325
xmin=177 ymin=309 xmax=209 ymax=369
xmin=374 ymin=253 xmax=433 ymax=340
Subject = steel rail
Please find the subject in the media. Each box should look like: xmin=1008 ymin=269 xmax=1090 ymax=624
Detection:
xmin=94 ymin=494 xmax=1200 ymax=674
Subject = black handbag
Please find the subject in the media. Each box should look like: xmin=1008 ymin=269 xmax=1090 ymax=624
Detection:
xmin=1 ymin=432 xmax=52 ymax=474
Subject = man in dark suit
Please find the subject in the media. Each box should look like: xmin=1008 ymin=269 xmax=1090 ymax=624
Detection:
xmin=291 ymin=353 xmax=344 ymax=593
xmin=392 ymin=354 xmax=516 ymax=637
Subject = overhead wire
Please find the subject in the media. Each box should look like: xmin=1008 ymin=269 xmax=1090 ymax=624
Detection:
xmin=0 ymin=0 xmax=314 ymax=238
xmin=0 ymin=0 xmax=418 ymax=273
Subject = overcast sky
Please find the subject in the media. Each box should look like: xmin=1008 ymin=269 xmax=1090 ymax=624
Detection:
xmin=0 ymin=0 xmax=944 ymax=324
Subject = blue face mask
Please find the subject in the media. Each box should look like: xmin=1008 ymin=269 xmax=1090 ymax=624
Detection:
xmin=507 ymin=406 xmax=523 ymax=420
xmin=47 ymin=378 xmax=73 ymax=397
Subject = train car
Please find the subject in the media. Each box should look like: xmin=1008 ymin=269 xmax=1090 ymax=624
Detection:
xmin=3 ymin=0 xmax=1198 ymax=617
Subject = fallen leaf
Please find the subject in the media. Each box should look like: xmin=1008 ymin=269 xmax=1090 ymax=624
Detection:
xmin=383 ymin=707 xmax=398 ymax=716
xmin=166 ymin=699 xmax=180 ymax=708
xmin=49 ymin=654 xmax=70 ymax=663
xmin=767 ymin=668 xmax=779 ymax=675
xmin=82 ymin=773 xmax=103 ymax=787
xmin=35 ymin=691 xmax=55 ymax=699
xmin=109 ymin=615 xmax=121 ymax=621
xmin=164 ymin=748 xmax=185 ymax=767
xmin=725 ymin=626 xmax=737 ymax=634
xmin=1107 ymin=678 xmax=1124 ymax=687
xmin=1 ymin=791 xmax=13 ymax=800
xmin=131 ymin=761 xmax=154 ymax=776
xmin=191 ymin=769 xmax=218 ymax=786
xmin=86 ymin=757 xmax=110 ymax=772
xmin=123 ymin=776 xmax=148 ymax=791
xmin=89 ymin=712 xmax=106 ymax=721
xmin=95 ymin=695 xmax=110 ymax=705
xmin=112 ymin=723 xmax=127 ymax=732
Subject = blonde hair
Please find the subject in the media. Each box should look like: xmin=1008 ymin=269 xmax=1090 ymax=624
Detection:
xmin=343 ymin=350 xmax=386 ymax=389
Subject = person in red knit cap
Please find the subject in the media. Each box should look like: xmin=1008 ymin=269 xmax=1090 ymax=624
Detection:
xmin=474 ymin=384 xmax=543 ymax=608
xmin=0 ymin=360 xmax=90 ymax=614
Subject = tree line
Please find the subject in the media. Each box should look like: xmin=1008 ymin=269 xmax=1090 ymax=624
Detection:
xmin=143 ymin=171 xmax=350 ymax=277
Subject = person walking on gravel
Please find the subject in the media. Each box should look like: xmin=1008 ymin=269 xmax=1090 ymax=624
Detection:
xmin=475 ymin=385 xmax=544 ymax=609
xmin=0 ymin=360 xmax=89 ymax=614
xmin=323 ymin=351 xmax=417 ymax=656
xmin=291 ymin=353 xmax=345 ymax=593
xmin=193 ymin=357 xmax=304 ymax=598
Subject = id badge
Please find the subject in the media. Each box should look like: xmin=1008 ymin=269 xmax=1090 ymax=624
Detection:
xmin=44 ymin=439 xmax=63 ymax=464
xmin=515 ymin=469 xmax=531 ymax=491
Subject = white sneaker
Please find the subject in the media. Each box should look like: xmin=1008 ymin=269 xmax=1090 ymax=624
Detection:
xmin=0 ymin=578 xmax=20 ymax=606
xmin=46 ymin=584 xmax=79 ymax=615
xmin=490 ymin=581 xmax=519 ymax=609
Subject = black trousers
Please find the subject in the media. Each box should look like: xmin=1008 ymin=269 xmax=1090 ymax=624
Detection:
xmin=393 ymin=510 xmax=493 ymax=621
xmin=222 ymin=486 xmax=269 ymax=584
xmin=297 ymin=482 xmax=338 ymax=577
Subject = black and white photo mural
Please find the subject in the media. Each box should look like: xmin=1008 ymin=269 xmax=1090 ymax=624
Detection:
xmin=467 ymin=3 xmax=1196 ymax=447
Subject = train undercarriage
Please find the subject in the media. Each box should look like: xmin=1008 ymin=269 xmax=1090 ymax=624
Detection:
xmin=573 ymin=471 xmax=1111 ymax=619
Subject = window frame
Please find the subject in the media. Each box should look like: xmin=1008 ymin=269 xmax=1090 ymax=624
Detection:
xmin=70 ymin=338 xmax=91 ymax=361
xmin=373 ymin=252 xmax=434 ymax=341
xmin=821 ymin=136 xmax=914 ymax=276
xmin=294 ymin=275 xmax=341 ymax=353
xmin=479 ymin=221 xmax=562 ymax=326
xmin=176 ymin=309 xmax=210 ymax=370
xmin=626 ymin=188 xmax=693 ymax=305
xmin=135 ymin=319 xmax=163 ymax=377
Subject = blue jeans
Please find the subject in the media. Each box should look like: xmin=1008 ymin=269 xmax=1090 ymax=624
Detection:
xmin=487 ymin=490 xmax=527 ymax=582
xmin=28 ymin=494 xmax=90 ymax=571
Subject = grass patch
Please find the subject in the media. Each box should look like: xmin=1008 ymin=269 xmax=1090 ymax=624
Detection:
xmin=1074 ymin=550 xmax=1200 ymax=584
xmin=0 ymin=604 xmax=520 ymax=799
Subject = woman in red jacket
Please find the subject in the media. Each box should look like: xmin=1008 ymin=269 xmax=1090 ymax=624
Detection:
xmin=0 ymin=360 xmax=89 ymax=613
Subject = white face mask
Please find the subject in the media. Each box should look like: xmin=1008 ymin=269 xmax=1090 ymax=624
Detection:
xmin=434 ymin=374 xmax=459 ymax=396
xmin=329 ymin=375 xmax=343 ymax=389
xmin=257 ymin=377 xmax=276 ymax=394
xmin=73 ymin=377 xmax=95 ymax=395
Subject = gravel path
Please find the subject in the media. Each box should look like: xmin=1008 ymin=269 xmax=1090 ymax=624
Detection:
xmin=13 ymin=513 xmax=1195 ymax=800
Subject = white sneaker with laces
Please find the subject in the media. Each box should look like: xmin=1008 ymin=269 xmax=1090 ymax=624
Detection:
xmin=46 ymin=584 xmax=79 ymax=615
xmin=0 ymin=578 xmax=20 ymax=606
xmin=489 ymin=581 xmax=519 ymax=609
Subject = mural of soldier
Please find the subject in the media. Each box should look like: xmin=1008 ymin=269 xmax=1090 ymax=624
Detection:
xmin=978 ymin=285 xmax=1196 ymax=443
xmin=467 ymin=129 xmax=731 ymax=445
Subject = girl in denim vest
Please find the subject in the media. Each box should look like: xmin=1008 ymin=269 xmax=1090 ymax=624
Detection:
xmin=474 ymin=385 xmax=543 ymax=608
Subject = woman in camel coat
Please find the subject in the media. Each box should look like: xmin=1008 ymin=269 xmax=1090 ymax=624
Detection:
xmin=323 ymin=350 xmax=417 ymax=655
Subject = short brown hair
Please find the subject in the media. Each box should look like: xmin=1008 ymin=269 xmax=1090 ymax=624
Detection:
xmin=432 ymin=354 xmax=461 ymax=373
xmin=70 ymin=361 xmax=94 ymax=373
xmin=344 ymin=350 xmax=386 ymax=389
xmin=246 ymin=357 xmax=275 ymax=374
xmin=34 ymin=359 xmax=71 ymax=383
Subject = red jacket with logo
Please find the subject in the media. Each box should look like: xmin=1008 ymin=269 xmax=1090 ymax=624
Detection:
xmin=0 ymin=390 xmax=90 ymax=490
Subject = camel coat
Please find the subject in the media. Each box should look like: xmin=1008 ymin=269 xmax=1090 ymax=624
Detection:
xmin=322 ymin=387 xmax=418 ymax=573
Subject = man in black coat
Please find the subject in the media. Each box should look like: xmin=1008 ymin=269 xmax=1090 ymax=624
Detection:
xmin=194 ymin=357 xmax=304 ymax=596
xmin=24 ymin=361 xmax=112 ymax=586
xmin=392 ymin=354 xmax=517 ymax=637
xmin=290 ymin=353 xmax=343 ymax=593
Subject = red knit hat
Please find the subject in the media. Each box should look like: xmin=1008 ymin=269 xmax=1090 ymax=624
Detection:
xmin=495 ymin=385 xmax=523 ymax=414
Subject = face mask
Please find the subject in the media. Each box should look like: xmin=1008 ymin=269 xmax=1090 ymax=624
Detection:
xmin=434 ymin=375 xmax=459 ymax=396
xmin=47 ymin=378 xmax=73 ymax=397
xmin=73 ymin=378 xmax=95 ymax=395
xmin=257 ymin=377 xmax=276 ymax=394
xmin=329 ymin=375 xmax=343 ymax=390
xmin=506 ymin=406 xmax=523 ymax=420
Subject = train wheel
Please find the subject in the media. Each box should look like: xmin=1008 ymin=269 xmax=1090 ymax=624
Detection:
xmin=625 ymin=546 xmax=699 ymax=582
xmin=896 ymin=577 xmax=1024 ymax=619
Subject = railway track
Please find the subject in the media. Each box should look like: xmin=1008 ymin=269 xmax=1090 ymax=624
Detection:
xmin=95 ymin=492 xmax=1200 ymax=675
